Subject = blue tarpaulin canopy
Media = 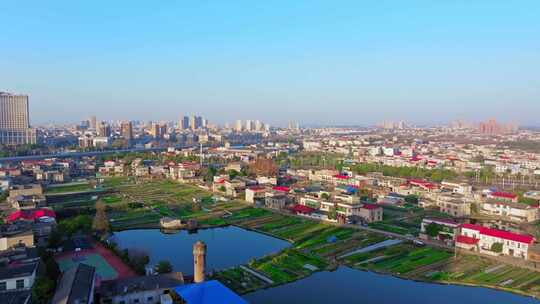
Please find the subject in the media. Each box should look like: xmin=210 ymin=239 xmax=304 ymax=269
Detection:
xmin=174 ymin=280 xmax=248 ymax=304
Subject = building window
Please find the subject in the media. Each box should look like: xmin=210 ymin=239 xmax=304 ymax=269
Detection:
xmin=0 ymin=282 xmax=6 ymax=291
xmin=134 ymin=299 xmax=140 ymax=304
xmin=147 ymin=296 xmax=154 ymax=302
xmin=16 ymin=279 xmax=24 ymax=289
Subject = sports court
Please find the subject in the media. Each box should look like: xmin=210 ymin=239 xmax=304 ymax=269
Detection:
xmin=57 ymin=253 xmax=118 ymax=280
xmin=55 ymin=241 xmax=136 ymax=282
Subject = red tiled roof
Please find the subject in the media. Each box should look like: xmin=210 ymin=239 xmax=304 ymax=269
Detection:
xmin=490 ymin=191 xmax=517 ymax=199
xmin=7 ymin=209 xmax=56 ymax=222
xmin=456 ymin=235 xmax=479 ymax=245
xmin=333 ymin=175 xmax=350 ymax=180
xmin=290 ymin=204 xmax=315 ymax=214
xmin=361 ymin=203 xmax=381 ymax=210
xmin=461 ymin=223 xmax=534 ymax=244
xmin=272 ymin=186 xmax=290 ymax=192
xmin=409 ymin=179 xmax=438 ymax=189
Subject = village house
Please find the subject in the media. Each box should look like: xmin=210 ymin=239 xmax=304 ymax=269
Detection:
xmin=99 ymin=272 xmax=184 ymax=304
xmin=481 ymin=200 xmax=539 ymax=223
xmin=357 ymin=204 xmax=383 ymax=223
xmin=486 ymin=191 xmax=519 ymax=203
xmin=456 ymin=223 xmax=535 ymax=260
xmin=440 ymin=181 xmax=473 ymax=195
xmin=0 ymin=223 xmax=34 ymax=251
xmin=264 ymin=192 xmax=289 ymax=210
xmin=437 ymin=193 xmax=471 ymax=217
xmin=8 ymin=184 xmax=43 ymax=199
xmin=0 ymin=261 xmax=38 ymax=298
xmin=419 ymin=218 xmax=460 ymax=243
xmin=224 ymin=179 xmax=246 ymax=198
xmin=9 ymin=194 xmax=47 ymax=210
xmin=245 ymin=186 xmax=267 ymax=204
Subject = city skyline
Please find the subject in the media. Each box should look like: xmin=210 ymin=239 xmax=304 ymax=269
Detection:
xmin=1 ymin=1 xmax=539 ymax=126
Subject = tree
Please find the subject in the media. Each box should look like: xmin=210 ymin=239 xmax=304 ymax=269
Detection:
xmin=228 ymin=169 xmax=239 ymax=180
xmin=156 ymin=260 xmax=173 ymax=273
xmin=92 ymin=200 xmax=110 ymax=234
xmin=44 ymin=254 xmax=60 ymax=282
xmin=328 ymin=205 xmax=337 ymax=220
xmin=248 ymin=158 xmax=278 ymax=177
xmin=219 ymin=185 xmax=226 ymax=192
xmin=58 ymin=215 xmax=92 ymax=236
xmin=128 ymin=249 xmax=150 ymax=275
xmin=31 ymin=276 xmax=55 ymax=304
xmin=321 ymin=193 xmax=331 ymax=200
xmin=205 ymin=167 xmax=218 ymax=182
xmin=425 ymin=222 xmax=443 ymax=238
xmin=491 ymin=242 xmax=503 ymax=253
xmin=47 ymin=229 xmax=63 ymax=249
xmin=405 ymin=194 xmax=419 ymax=205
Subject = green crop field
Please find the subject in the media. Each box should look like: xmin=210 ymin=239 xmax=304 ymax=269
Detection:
xmin=46 ymin=183 xmax=94 ymax=194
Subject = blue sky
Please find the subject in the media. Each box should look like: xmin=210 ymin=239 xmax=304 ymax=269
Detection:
xmin=1 ymin=1 xmax=539 ymax=126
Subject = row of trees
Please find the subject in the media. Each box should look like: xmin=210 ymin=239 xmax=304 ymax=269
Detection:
xmin=351 ymin=163 xmax=458 ymax=182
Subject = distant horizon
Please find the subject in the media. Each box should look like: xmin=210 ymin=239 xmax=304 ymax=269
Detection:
xmin=2 ymin=1 xmax=539 ymax=126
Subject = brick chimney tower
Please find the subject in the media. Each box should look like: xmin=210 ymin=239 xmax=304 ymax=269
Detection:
xmin=193 ymin=241 xmax=207 ymax=283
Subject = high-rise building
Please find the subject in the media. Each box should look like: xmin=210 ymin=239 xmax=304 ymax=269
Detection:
xmin=179 ymin=115 xmax=189 ymax=130
xmin=150 ymin=123 xmax=167 ymax=139
xmin=97 ymin=122 xmax=111 ymax=137
xmin=255 ymin=120 xmax=262 ymax=131
xmin=288 ymin=121 xmax=299 ymax=130
xmin=478 ymin=119 xmax=518 ymax=135
xmin=235 ymin=120 xmax=243 ymax=132
xmin=151 ymin=123 xmax=161 ymax=139
xmin=89 ymin=116 xmax=97 ymax=129
xmin=121 ymin=121 xmax=133 ymax=141
xmin=0 ymin=92 xmax=37 ymax=145
xmin=245 ymin=120 xmax=253 ymax=132
xmin=189 ymin=116 xmax=197 ymax=130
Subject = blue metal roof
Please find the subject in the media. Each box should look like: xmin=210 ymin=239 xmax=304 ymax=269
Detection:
xmin=174 ymin=280 xmax=248 ymax=304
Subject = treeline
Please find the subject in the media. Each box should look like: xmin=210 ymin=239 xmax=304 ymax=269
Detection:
xmin=100 ymin=151 xmax=199 ymax=164
xmin=351 ymin=163 xmax=458 ymax=182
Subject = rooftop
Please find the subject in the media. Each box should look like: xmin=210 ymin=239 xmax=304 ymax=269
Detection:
xmin=52 ymin=263 xmax=96 ymax=304
xmin=100 ymin=272 xmax=184 ymax=297
xmin=461 ymin=223 xmax=535 ymax=244
xmin=0 ymin=262 xmax=38 ymax=281
xmin=174 ymin=280 xmax=247 ymax=304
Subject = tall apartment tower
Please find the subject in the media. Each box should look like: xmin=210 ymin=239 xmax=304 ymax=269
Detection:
xmin=189 ymin=116 xmax=197 ymax=130
xmin=193 ymin=241 xmax=207 ymax=283
xmin=121 ymin=121 xmax=133 ymax=140
xmin=235 ymin=120 xmax=243 ymax=132
xmin=89 ymin=116 xmax=97 ymax=129
xmin=97 ymin=122 xmax=111 ymax=137
xmin=179 ymin=115 xmax=189 ymax=130
xmin=0 ymin=92 xmax=37 ymax=145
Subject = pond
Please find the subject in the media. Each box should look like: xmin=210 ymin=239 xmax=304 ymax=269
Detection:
xmin=112 ymin=226 xmax=290 ymax=275
xmin=245 ymin=266 xmax=540 ymax=304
